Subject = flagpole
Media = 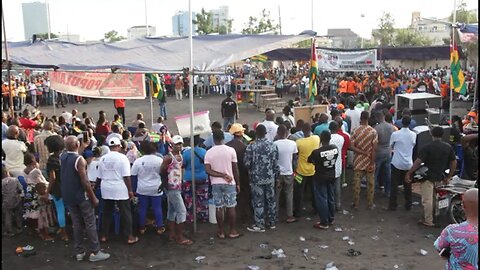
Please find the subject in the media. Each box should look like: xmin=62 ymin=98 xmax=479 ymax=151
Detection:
xmin=188 ymin=0 xmax=197 ymax=233
xmin=149 ymin=79 xmax=154 ymax=127
xmin=450 ymin=0 xmax=457 ymax=123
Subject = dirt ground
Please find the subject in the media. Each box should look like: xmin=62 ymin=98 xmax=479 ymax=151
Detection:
xmin=2 ymin=94 xmax=472 ymax=270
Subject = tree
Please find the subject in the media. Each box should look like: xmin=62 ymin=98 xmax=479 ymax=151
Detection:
xmin=394 ymin=28 xmax=432 ymax=47
xmin=36 ymin=33 xmax=58 ymax=39
xmin=102 ymin=30 xmax=126 ymax=42
xmin=373 ymin=12 xmax=395 ymax=47
xmin=218 ymin=19 xmax=233 ymax=34
xmin=241 ymin=9 xmax=279 ymax=34
xmin=449 ymin=0 xmax=478 ymax=24
xmin=293 ymin=39 xmax=311 ymax=48
xmin=193 ymin=8 xmax=214 ymax=35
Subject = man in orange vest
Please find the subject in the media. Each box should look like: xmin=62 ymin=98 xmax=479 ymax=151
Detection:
xmin=114 ymin=99 xmax=126 ymax=125
xmin=346 ymin=77 xmax=356 ymax=96
xmin=338 ymin=77 xmax=347 ymax=95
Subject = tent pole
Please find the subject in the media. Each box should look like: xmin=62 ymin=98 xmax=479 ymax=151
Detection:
xmin=149 ymin=93 xmax=154 ymax=128
xmin=2 ymin=8 xmax=13 ymax=116
xmin=450 ymin=0 xmax=457 ymax=123
xmin=188 ymin=0 xmax=197 ymax=233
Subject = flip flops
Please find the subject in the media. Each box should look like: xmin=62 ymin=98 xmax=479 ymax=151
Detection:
xmin=228 ymin=233 xmax=243 ymax=239
xmin=177 ymin=238 xmax=194 ymax=246
xmin=286 ymin=218 xmax=298 ymax=223
xmin=156 ymin=227 xmax=166 ymax=235
xmin=217 ymin=233 xmax=225 ymax=239
xmin=127 ymin=236 xmax=139 ymax=245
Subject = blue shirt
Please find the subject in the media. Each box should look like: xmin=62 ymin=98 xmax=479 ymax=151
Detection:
xmin=313 ymin=123 xmax=330 ymax=136
xmin=394 ymin=118 xmax=417 ymax=130
xmin=182 ymin=147 xmax=208 ymax=181
xmin=244 ymin=138 xmax=279 ymax=185
xmin=204 ymin=132 xmax=233 ymax=149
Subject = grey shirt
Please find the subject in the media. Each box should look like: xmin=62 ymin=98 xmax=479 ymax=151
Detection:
xmin=374 ymin=122 xmax=395 ymax=158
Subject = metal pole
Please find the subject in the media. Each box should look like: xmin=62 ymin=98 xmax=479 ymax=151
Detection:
xmin=144 ymin=0 xmax=149 ymax=37
xmin=46 ymin=0 xmax=51 ymax=39
xmin=278 ymin=5 xmax=282 ymax=35
xmin=2 ymin=8 xmax=13 ymax=115
xmin=450 ymin=0 xmax=457 ymax=123
xmin=149 ymin=93 xmax=154 ymax=128
xmin=311 ymin=0 xmax=314 ymax=30
xmin=188 ymin=0 xmax=197 ymax=233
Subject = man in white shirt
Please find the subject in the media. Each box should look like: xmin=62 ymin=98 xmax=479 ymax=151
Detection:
xmin=151 ymin=117 xmax=165 ymax=134
xmin=328 ymin=121 xmax=345 ymax=211
xmin=2 ymin=125 xmax=28 ymax=177
xmin=274 ymin=125 xmax=298 ymax=223
xmin=346 ymin=100 xmax=361 ymax=134
xmin=259 ymin=109 xmax=279 ymax=142
xmin=96 ymin=137 xmax=137 ymax=244
xmin=387 ymin=116 xmax=416 ymax=211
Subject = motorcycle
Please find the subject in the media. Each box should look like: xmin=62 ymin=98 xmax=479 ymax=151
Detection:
xmin=413 ymin=167 xmax=476 ymax=224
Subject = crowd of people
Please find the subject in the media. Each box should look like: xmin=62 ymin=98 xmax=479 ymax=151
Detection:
xmin=1 ymin=64 xmax=478 ymax=268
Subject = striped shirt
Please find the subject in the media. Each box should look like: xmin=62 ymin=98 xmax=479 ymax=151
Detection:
xmin=351 ymin=125 xmax=378 ymax=171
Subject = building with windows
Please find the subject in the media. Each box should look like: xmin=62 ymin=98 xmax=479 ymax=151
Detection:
xmin=210 ymin=6 xmax=230 ymax=33
xmin=327 ymin=28 xmax=360 ymax=49
xmin=172 ymin=11 xmax=197 ymax=36
xmin=22 ymin=1 xmax=49 ymax=41
xmin=410 ymin=12 xmax=451 ymax=46
xmin=127 ymin=25 xmax=156 ymax=39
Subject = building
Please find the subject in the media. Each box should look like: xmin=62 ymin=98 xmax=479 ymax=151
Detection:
xmin=327 ymin=28 xmax=360 ymax=49
xmin=127 ymin=25 xmax=156 ymax=39
xmin=172 ymin=11 xmax=197 ymax=36
xmin=210 ymin=6 xmax=230 ymax=33
xmin=22 ymin=2 xmax=49 ymax=41
xmin=410 ymin=12 xmax=451 ymax=46
xmin=57 ymin=33 xmax=81 ymax=42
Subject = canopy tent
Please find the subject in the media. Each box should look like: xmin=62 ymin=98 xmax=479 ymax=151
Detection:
xmin=2 ymin=33 xmax=314 ymax=72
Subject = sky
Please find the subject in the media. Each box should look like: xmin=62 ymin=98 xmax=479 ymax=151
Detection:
xmin=2 ymin=0 xmax=478 ymax=41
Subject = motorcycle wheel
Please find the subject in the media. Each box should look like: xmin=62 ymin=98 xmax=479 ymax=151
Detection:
xmin=448 ymin=197 xmax=466 ymax=224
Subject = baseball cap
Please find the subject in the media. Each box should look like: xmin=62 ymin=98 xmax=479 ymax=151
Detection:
xmin=337 ymin=104 xmax=345 ymax=111
xmin=467 ymin=111 xmax=477 ymax=118
xmin=108 ymin=137 xmax=122 ymax=146
xmin=229 ymin=123 xmax=245 ymax=135
xmin=172 ymin=135 xmax=184 ymax=144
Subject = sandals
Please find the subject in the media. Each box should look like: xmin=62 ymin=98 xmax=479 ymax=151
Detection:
xmin=228 ymin=233 xmax=243 ymax=239
xmin=417 ymin=220 xmax=435 ymax=227
xmin=313 ymin=223 xmax=329 ymax=230
xmin=217 ymin=233 xmax=225 ymax=239
xmin=156 ymin=227 xmax=166 ymax=235
xmin=127 ymin=236 xmax=139 ymax=245
xmin=286 ymin=218 xmax=298 ymax=223
xmin=139 ymin=228 xmax=147 ymax=235
xmin=177 ymin=238 xmax=193 ymax=246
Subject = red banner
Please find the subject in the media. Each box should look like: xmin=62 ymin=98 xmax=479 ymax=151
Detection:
xmin=49 ymin=71 xmax=145 ymax=99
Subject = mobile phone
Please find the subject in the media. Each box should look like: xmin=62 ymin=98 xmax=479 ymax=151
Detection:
xmin=82 ymin=131 xmax=89 ymax=143
xmin=439 ymin=247 xmax=451 ymax=258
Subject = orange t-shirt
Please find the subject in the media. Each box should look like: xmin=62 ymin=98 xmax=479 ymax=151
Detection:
xmin=346 ymin=81 xmax=356 ymax=94
xmin=114 ymin=99 xmax=125 ymax=108
xmin=440 ymin=83 xmax=449 ymax=98
xmin=338 ymin=80 xmax=347 ymax=93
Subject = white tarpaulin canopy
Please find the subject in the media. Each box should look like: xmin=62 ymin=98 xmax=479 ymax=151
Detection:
xmin=2 ymin=32 xmax=314 ymax=72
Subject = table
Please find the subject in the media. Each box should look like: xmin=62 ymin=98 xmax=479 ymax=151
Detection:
xmin=236 ymin=87 xmax=275 ymax=108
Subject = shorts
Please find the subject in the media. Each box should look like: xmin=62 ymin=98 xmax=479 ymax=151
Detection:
xmin=212 ymin=184 xmax=237 ymax=208
xmin=166 ymin=190 xmax=186 ymax=224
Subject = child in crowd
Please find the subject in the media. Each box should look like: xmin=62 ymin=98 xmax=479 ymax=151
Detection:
xmin=36 ymin=182 xmax=57 ymax=240
xmin=2 ymin=166 xmax=24 ymax=236
xmin=23 ymin=153 xmax=51 ymax=240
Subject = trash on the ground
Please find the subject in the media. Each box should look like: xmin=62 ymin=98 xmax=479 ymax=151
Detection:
xmin=319 ymin=245 xmax=329 ymax=249
xmin=346 ymin=248 xmax=362 ymax=257
xmin=259 ymin=243 xmax=268 ymax=249
xmin=371 ymin=235 xmax=380 ymax=241
xmin=15 ymin=247 xmax=23 ymax=254
xmin=420 ymin=249 xmax=428 ymax=256
xmin=305 ymin=217 xmax=312 ymax=221
xmin=195 ymin=256 xmax=206 ymax=263
xmin=334 ymin=227 xmax=343 ymax=232
xmin=271 ymin=249 xmax=285 ymax=258
xmin=412 ymin=201 xmax=420 ymax=205
xmin=253 ymin=255 xmax=272 ymax=260
xmin=247 ymin=265 xmax=260 ymax=270
xmin=394 ymin=265 xmax=399 ymax=269
xmin=342 ymin=236 xmax=350 ymax=241
xmin=380 ymin=218 xmax=385 ymax=222
xmin=46 ymin=259 xmax=50 ymax=263
xmin=310 ymin=256 xmax=316 ymax=260
xmin=208 ymin=237 xmax=215 ymax=245
xmin=299 ymin=236 xmax=306 ymax=241
xmin=23 ymin=245 xmax=34 ymax=251
xmin=424 ymin=234 xmax=434 ymax=239
xmin=342 ymin=210 xmax=350 ymax=215
xmin=302 ymin=249 xmax=309 ymax=261
xmin=348 ymin=240 xmax=355 ymax=246
xmin=326 ymin=261 xmax=339 ymax=270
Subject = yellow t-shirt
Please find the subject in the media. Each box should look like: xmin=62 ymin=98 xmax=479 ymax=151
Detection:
xmin=295 ymin=135 xmax=320 ymax=176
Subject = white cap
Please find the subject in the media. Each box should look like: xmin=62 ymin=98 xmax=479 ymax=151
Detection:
xmin=108 ymin=137 xmax=122 ymax=146
xmin=171 ymin=135 xmax=183 ymax=144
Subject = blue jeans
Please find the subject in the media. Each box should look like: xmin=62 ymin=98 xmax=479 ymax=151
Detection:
xmin=159 ymin=102 xmax=167 ymax=119
xmin=223 ymin=117 xmax=235 ymax=131
xmin=137 ymin=194 xmax=164 ymax=228
xmin=313 ymin=180 xmax=335 ymax=225
xmin=375 ymin=155 xmax=392 ymax=197
xmin=166 ymin=190 xmax=186 ymax=224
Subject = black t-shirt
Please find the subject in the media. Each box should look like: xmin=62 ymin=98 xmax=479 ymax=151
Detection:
xmin=221 ymin=97 xmax=237 ymax=118
xmin=462 ymin=145 xmax=478 ymax=180
xmin=46 ymin=155 xmax=62 ymax=198
xmin=307 ymin=144 xmax=339 ymax=183
xmin=418 ymin=140 xmax=456 ymax=182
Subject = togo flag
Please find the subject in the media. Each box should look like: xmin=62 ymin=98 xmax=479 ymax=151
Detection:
xmin=450 ymin=43 xmax=467 ymax=95
xmin=251 ymin=54 xmax=268 ymax=62
xmin=308 ymin=38 xmax=318 ymax=103
xmin=146 ymin=73 xmax=164 ymax=98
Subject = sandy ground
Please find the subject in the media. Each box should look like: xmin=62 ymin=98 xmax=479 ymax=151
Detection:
xmin=2 ymin=94 xmax=472 ymax=270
